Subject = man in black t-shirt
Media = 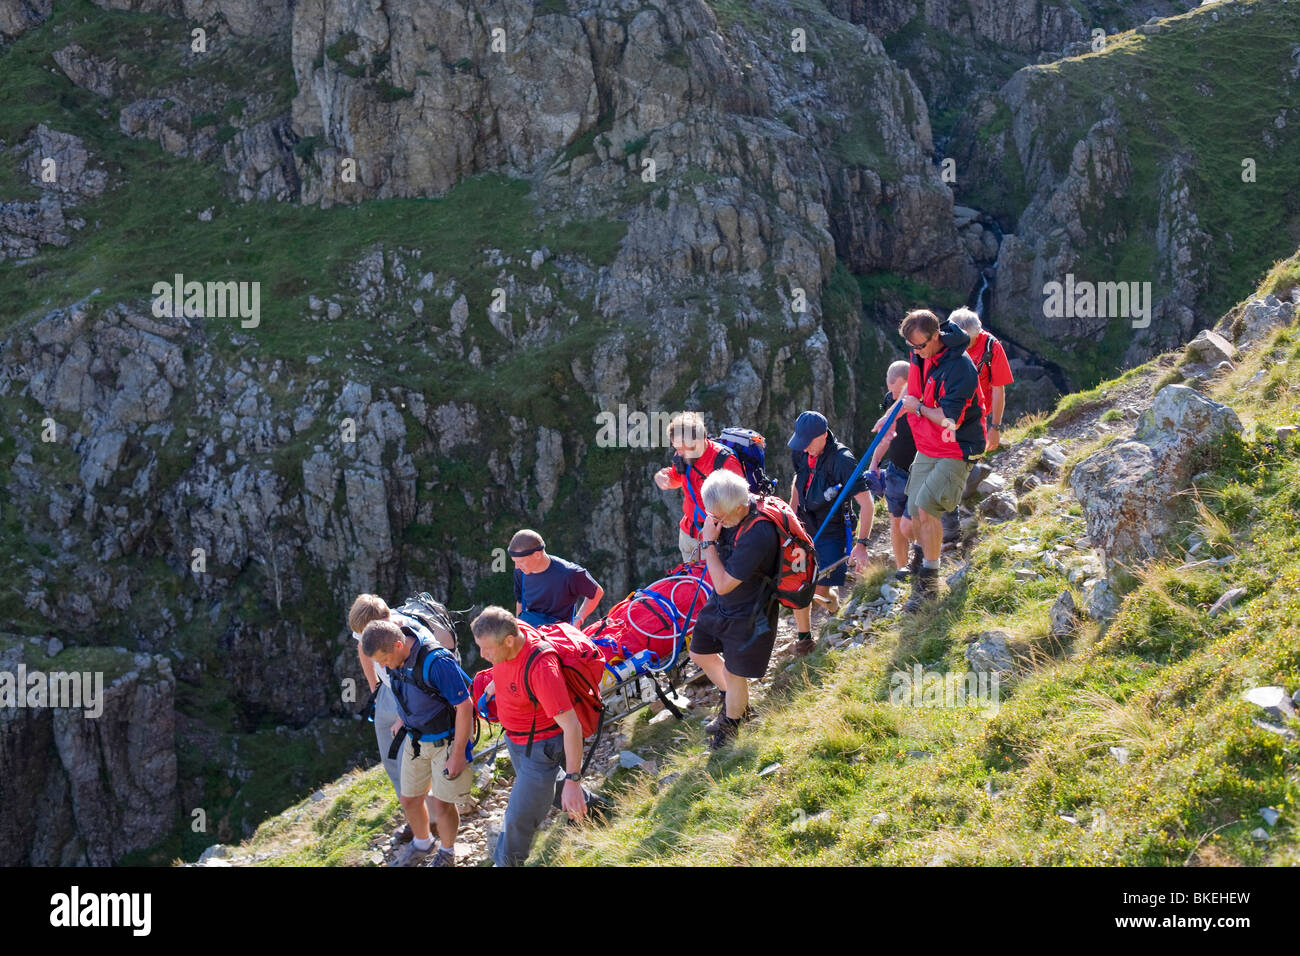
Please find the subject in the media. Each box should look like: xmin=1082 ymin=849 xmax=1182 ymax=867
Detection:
xmin=869 ymin=361 xmax=923 ymax=582
xmin=688 ymin=469 xmax=783 ymax=750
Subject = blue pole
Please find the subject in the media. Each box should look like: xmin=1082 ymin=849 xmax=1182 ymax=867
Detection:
xmin=810 ymin=401 xmax=903 ymax=545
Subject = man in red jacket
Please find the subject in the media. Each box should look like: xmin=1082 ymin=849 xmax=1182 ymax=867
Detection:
xmin=653 ymin=411 xmax=746 ymax=563
xmin=899 ymin=309 xmax=986 ymax=612
xmin=472 ymin=607 xmax=598 ymax=866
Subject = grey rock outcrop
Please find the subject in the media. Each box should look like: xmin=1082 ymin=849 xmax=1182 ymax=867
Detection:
xmin=0 ymin=637 xmax=178 ymax=866
xmin=1069 ymin=384 xmax=1241 ymax=575
xmin=0 ymin=0 xmax=51 ymax=39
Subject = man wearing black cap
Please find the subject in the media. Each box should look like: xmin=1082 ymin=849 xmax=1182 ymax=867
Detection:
xmin=508 ymin=529 xmax=604 ymax=629
xmin=788 ymin=410 xmax=874 ymax=656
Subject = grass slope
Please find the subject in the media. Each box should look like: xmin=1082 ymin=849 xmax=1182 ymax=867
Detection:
xmin=533 ymin=267 xmax=1300 ymax=866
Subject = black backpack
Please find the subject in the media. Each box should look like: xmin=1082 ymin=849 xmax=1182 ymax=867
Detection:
xmin=393 ymin=592 xmax=460 ymax=661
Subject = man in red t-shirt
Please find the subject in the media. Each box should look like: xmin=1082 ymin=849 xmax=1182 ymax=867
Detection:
xmin=950 ymin=308 xmax=1014 ymax=451
xmin=653 ymin=411 xmax=746 ymax=563
xmin=937 ymin=308 xmax=1015 ymax=544
xmin=472 ymin=607 xmax=596 ymax=866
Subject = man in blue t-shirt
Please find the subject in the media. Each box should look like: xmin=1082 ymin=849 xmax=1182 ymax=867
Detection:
xmin=363 ymin=618 xmax=474 ymax=867
xmin=508 ymin=529 xmax=605 ymax=629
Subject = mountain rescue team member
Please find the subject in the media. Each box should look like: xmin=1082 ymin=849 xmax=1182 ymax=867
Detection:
xmin=509 ymin=529 xmax=604 ymax=628
xmin=868 ymin=362 xmax=923 ymax=582
xmin=688 ymin=469 xmax=784 ymax=750
xmin=471 ymin=607 xmax=600 ymax=867
xmin=898 ymin=309 xmax=985 ymax=613
xmin=951 ymin=308 xmax=1013 ymax=453
xmin=938 ymin=307 xmax=1016 ymax=542
xmin=348 ymin=593 xmax=457 ymax=847
xmin=653 ymin=411 xmax=746 ymax=564
xmin=787 ymin=410 xmax=873 ymax=656
xmin=362 ymin=619 xmax=474 ymax=867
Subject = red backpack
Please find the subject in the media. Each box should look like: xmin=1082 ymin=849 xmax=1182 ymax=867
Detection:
xmin=735 ymin=495 xmax=818 ymax=610
xmin=518 ymin=622 xmax=607 ymax=757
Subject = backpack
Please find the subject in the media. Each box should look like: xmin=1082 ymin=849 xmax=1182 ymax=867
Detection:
xmin=393 ymin=592 xmax=460 ymax=660
xmin=386 ymin=640 xmax=475 ymax=759
xmin=715 ymin=427 xmax=778 ymax=495
xmin=519 ymin=623 xmax=608 ymax=763
xmin=735 ymin=495 xmax=818 ymax=610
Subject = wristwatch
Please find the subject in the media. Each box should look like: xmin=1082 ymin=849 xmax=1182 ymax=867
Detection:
xmin=991 ymin=421 xmax=1003 ymax=430
xmin=856 ymin=537 xmax=870 ymax=546
xmin=563 ymin=772 xmax=581 ymax=782
xmin=700 ymin=539 xmax=717 ymax=551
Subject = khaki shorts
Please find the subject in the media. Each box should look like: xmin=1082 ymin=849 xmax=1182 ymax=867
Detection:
xmin=678 ymin=527 xmax=700 ymax=564
xmin=905 ymin=452 xmax=973 ymax=519
xmin=400 ymin=736 xmax=472 ymax=803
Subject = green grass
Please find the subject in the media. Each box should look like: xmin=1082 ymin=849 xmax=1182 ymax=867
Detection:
xmin=529 ymin=286 xmax=1300 ymax=867
xmin=1258 ymin=249 xmax=1300 ymax=301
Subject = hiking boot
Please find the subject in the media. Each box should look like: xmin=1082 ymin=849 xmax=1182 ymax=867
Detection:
xmin=941 ymin=509 xmax=961 ymax=544
xmin=393 ymin=824 xmax=414 ymax=845
xmin=389 ymin=841 xmax=434 ymax=867
xmin=793 ymin=634 xmax=816 ymax=657
xmin=895 ymin=545 xmax=923 ymax=582
xmin=706 ymin=705 xmax=753 ymax=732
xmin=902 ymin=567 xmax=940 ymax=614
xmin=703 ymin=690 xmax=726 ymax=728
xmin=430 ymin=847 xmax=455 ymax=867
xmin=708 ymin=715 xmax=743 ymax=751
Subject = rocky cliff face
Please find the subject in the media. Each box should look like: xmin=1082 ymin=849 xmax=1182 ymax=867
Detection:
xmin=1 ymin=0 xmax=1291 ymax=862
xmin=956 ymin=1 xmax=1300 ymax=385
xmin=0 ymin=636 xmax=178 ymax=865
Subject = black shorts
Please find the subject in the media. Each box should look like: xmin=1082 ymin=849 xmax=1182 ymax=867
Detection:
xmin=690 ymin=599 xmax=778 ymax=680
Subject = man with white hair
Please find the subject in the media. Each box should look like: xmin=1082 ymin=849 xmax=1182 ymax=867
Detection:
xmin=687 ymin=468 xmax=784 ymax=750
xmin=948 ymin=308 xmax=1013 ymax=451
xmin=945 ymin=307 xmax=1014 ymax=542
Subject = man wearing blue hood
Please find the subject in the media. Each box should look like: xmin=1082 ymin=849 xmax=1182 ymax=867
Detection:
xmin=787 ymin=411 xmax=874 ymax=655
xmin=897 ymin=309 xmax=986 ymax=612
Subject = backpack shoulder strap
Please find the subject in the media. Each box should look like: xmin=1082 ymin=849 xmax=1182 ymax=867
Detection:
xmin=521 ymin=641 xmax=555 ymax=706
xmin=978 ymin=333 xmax=998 ymax=374
xmin=406 ymin=640 xmax=454 ymax=704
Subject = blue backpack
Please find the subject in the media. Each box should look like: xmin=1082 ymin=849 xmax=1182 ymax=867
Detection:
xmin=715 ymin=427 xmax=777 ymax=496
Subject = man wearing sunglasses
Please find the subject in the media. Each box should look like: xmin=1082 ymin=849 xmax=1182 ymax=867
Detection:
xmin=653 ymin=411 xmax=746 ymax=564
xmin=898 ymin=309 xmax=985 ymax=613
xmin=509 ymin=529 xmax=604 ymax=629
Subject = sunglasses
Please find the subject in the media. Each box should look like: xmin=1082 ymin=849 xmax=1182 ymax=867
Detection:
xmin=507 ymin=545 xmax=544 ymax=558
xmin=907 ymin=334 xmax=934 ymax=352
